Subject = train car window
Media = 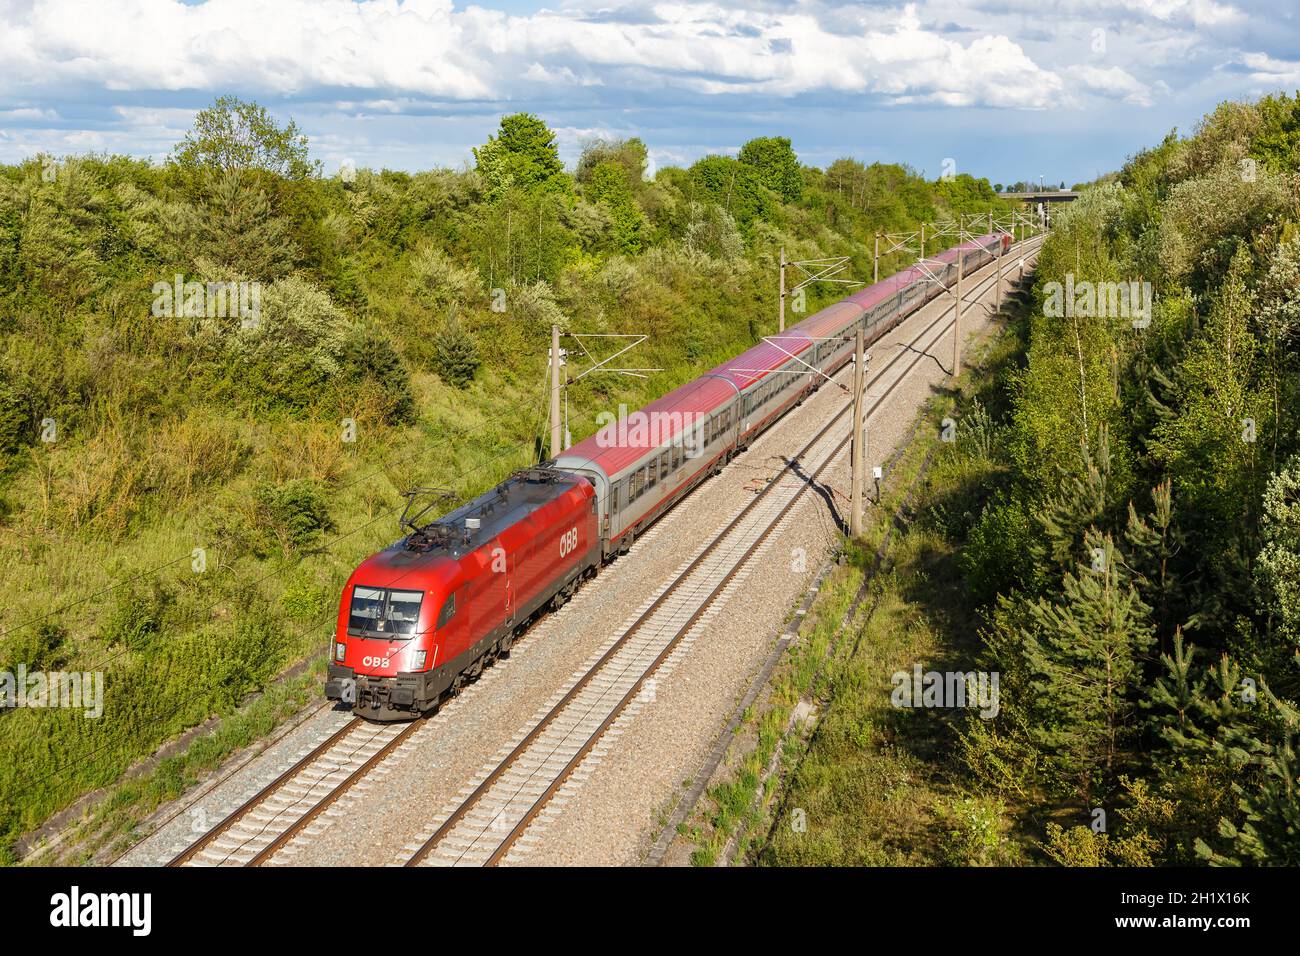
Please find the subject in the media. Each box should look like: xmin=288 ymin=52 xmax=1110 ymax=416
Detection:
xmin=349 ymin=586 xmax=426 ymax=637
xmin=671 ymin=445 xmax=680 ymax=470
xmin=389 ymin=590 xmax=424 ymax=634
xmin=348 ymin=586 xmax=385 ymax=632
xmin=660 ymin=452 xmax=670 ymax=481
xmin=646 ymin=462 xmax=657 ymax=489
xmin=631 ymin=471 xmax=644 ymax=500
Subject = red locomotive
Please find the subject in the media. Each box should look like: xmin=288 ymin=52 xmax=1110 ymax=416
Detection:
xmin=326 ymin=232 xmax=1011 ymax=719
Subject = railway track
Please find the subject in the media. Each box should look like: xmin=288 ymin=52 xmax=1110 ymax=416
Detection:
xmin=401 ymin=237 xmax=1043 ymax=867
xmin=165 ymin=238 xmax=1039 ymax=868
xmin=168 ymin=715 xmax=425 ymax=866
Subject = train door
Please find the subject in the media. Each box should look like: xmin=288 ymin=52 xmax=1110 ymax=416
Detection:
xmin=504 ymin=554 xmax=514 ymax=625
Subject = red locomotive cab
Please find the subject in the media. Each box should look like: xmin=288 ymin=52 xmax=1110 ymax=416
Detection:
xmin=325 ymin=468 xmax=601 ymax=720
xmin=331 ymin=553 xmax=459 ymax=683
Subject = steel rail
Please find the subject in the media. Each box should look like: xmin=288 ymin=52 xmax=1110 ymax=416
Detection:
xmin=167 ymin=715 xmax=363 ymax=866
xmin=169 ymin=713 xmax=426 ymax=867
xmin=479 ymin=237 xmax=1044 ymax=866
xmin=246 ymin=717 xmax=426 ymax=865
xmin=405 ymin=237 xmax=1042 ymax=866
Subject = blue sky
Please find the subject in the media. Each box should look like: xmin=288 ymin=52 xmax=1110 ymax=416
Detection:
xmin=1 ymin=0 xmax=1297 ymax=185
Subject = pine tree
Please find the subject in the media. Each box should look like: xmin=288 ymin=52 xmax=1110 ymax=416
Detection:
xmin=431 ymin=311 xmax=481 ymax=389
xmin=202 ymin=169 xmax=297 ymax=281
xmin=1036 ymin=425 xmax=1114 ymax=573
xmin=1124 ymin=478 xmax=1190 ymax=651
xmin=1146 ymin=638 xmax=1300 ymax=864
xmin=1195 ymin=686 xmax=1300 ymax=865
xmin=1256 ymin=453 xmax=1300 ymax=648
xmin=1021 ymin=532 xmax=1155 ymax=794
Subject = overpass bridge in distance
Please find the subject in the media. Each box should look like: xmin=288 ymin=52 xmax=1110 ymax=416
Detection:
xmin=1002 ymin=190 xmax=1080 ymax=203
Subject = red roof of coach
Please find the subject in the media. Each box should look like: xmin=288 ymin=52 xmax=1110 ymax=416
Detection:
xmin=708 ymin=329 xmax=815 ymax=391
xmin=561 ymin=373 xmax=737 ymax=478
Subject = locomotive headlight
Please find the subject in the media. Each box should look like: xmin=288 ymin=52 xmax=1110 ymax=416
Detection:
xmin=412 ymin=650 xmax=427 ymax=670
xmin=334 ymin=642 xmax=346 ymax=662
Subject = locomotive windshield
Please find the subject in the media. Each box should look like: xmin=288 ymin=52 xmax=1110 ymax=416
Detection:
xmin=348 ymin=586 xmax=424 ymax=637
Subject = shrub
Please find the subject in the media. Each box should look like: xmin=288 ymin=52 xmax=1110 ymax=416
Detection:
xmin=408 ymin=245 xmax=480 ymax=312
xmin=937 ymin=795 xmax=1016 ymax=865
xmin=101 ymin=582 xmax=173 ymax=650
xmin=961 ymin=494 xmax=1041 ymax=603
xmin=684 ymin=202 xmax=743 ymax=260
xmin=1041 ymin=823 xmax=1110 ymax=866
xmin=280 ymin=571 xmax=331 ymax=623
xmin=1 ymin=620 xmax=69 ymax=672
xmin=256 ymin=478 xmax=335 ymax=554
xmin=431 ymin=312 xmax=482 ymax=389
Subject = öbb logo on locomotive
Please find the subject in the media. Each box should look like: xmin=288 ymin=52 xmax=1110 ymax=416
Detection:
xmin=324 ymin=231 xmax=1013 ymax=720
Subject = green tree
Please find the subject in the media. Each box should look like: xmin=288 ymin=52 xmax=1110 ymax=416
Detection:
xmin=584 ymin=160 xmax=644 ymax=253
xmin=738 ymin=135 xmax=802 ymax=202
xmin=431 ymin=312 xmax=482 ymax=388
xmin=1147 ymin=638 xmax=1300 ymax=865
xmin=577 ymin=137 xmax=648 ymax=188
xmin=470 ymin=190 xmax=574 ymax=287
xmin=683 ymin=202 xmax=743 ymax=260
xmin=171 ymin=96 xmax=317 ymax=178
xmin=688 ymin=155 xmax=773 ymax=234
xmin=200 ymin=169 xmax=298 ymax=279
xmin=1256 ymin=454 xmax=1300 ymax=646
xmin=1123 ymin=479 xmax=1190 ymax=651
xmin=1020 ymin=533 xmax=1155 ymax=792
xmin=473 ymin=113 xmax=569 ymax=199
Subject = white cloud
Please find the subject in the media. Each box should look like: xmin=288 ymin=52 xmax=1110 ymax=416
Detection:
xmin=7 ymin=0 xmax=1290 ymax=177
xmin=0 ymin=0 xmax=1070 ymax=109
xmin=0 ymin=106 xmax=58 ymax=120
xmin=1241 ymin=51 xmax=1300 ymax=86
xmin=1073 ymin=64 xmax=1153 ymax=106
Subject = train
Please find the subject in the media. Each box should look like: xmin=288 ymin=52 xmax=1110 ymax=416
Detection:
xmin=325 ymin=230 xmax=1012 ymax=719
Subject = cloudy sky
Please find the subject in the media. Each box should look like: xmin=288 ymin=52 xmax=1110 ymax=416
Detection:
xmin=0 ymin=0 xmax=1296 ymax=184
